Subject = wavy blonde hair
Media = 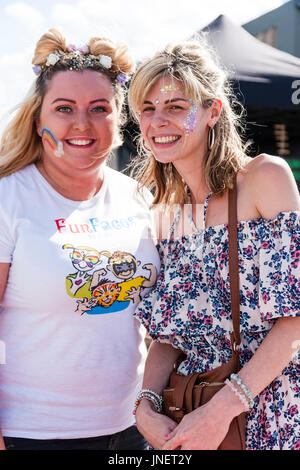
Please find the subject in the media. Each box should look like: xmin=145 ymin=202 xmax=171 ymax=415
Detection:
xmin=0 ymin=29 xmax=135 ymax=178
xmin=128 ymin=36 xmax=250 ymax=206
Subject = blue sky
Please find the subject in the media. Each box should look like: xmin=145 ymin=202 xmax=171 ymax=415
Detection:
xmin=0 ymin=0 xmax=286 ymax=130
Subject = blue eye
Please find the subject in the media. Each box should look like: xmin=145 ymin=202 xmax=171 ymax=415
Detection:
xmin=169 ymin=105 xmax=183 ymax=110
xmin=91 ymin=106 xmax=107 ymax=113
xmin=57 ymin=106 xmax=72 ymax=113
xmin=141 ymin=106 xmax=155 ymax=113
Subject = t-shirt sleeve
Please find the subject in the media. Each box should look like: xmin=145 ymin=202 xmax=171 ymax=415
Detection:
xmin=0 ymin=204 xmax=14 ymax=263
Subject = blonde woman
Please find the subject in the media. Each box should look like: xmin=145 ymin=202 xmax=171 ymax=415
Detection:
xmin=128 ymin=38 xmax=300 ymax=450
xmin=0 ymin=29 xmax=160 ymax=450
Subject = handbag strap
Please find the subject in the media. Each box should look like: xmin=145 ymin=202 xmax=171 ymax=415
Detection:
xmin=228 ymin=175 xmax=241 ymax=349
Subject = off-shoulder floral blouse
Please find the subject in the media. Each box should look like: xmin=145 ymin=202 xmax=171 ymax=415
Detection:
xmin=134 ymin=200 xmax=300 ymax=450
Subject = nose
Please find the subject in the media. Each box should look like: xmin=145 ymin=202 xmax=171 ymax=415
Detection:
xmin=151 ymin=110 xmax=169 ymax=128
xmin=73 ymin=111 xmax=90 ymax=131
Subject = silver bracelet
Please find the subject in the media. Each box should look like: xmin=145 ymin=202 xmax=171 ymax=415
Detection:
xmin=139 ymin=389 xmax=163 ymax=407
xmin=133 ymin=389 xmax=163 ymax=415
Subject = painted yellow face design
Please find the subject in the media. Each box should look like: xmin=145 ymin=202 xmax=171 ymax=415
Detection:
xmin=93 ymin=282 xmax=121 ymax=307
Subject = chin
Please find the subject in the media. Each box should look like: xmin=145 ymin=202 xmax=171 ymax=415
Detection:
xmin=152 ymin=153 xmax=176 ymax=165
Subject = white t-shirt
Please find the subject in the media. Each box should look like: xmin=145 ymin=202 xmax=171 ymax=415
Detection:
xmin=0 ymin=164 xmax=160 ymax=439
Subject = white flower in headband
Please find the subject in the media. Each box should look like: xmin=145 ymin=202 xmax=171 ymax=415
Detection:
xmin=46 ymin=53 xmax=60 ymax=67
xmin=99 ymin=54 xmax=112 ymax=69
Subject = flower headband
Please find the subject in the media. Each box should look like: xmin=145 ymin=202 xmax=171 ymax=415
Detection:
xmin=32 ymin=43 xmax=129 ymax=85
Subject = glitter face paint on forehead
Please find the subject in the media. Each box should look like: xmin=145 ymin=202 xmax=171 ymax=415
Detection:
xmin=41 ymin=127 xmax=64 ymax=157
xmin=183 ymin=100 xmax=198 ymax=135
xmin=154 ymin=83 xmax=179 ymax=105
xmin=160 ymin=83 xmax=179 ymax=94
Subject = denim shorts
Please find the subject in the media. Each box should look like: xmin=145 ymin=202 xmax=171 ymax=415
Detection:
xmin=4 ymin=425 xmax=147 ymax=450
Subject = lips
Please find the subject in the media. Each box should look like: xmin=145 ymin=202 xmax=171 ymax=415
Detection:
xmin=152 ymin=135 xmax=181 ymax=144
xmin=66 ymin=138 xmax=96 ymax=148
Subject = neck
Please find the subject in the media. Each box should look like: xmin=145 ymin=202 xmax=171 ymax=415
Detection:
xmin=36 ymin=161 xmax=105 ymax=201
xmin=173 ymin=160 xmax=210 ymax=204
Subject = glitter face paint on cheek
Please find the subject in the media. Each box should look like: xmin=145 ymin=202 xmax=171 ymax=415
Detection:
xmin=183 ymin=101 xmax=198 ymax=136
xmin=41 ymin=127 xmax=64 ymax=157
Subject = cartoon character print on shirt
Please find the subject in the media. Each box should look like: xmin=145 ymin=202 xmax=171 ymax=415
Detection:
xmin=63 ymin=244 xmax=109 ymax=298
xmin=63 ymin=245 xmax=157 ymax=315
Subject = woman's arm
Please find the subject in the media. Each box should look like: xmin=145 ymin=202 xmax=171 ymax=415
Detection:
xmin=163 ymin=156 xmax=300 ymax=450
xmin=135 ymin=340 xmax=182 ymax=449
xmin=0 ymin=263 xmax=11 ymax=450
xmin=163 ymin=316 xmax=300 ymax=450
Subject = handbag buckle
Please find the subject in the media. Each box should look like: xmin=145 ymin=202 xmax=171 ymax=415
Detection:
xmin=198 ymin=381 xmax=224 ymax=387
xmin=198 ymin=381 xmax=210 ymax=387
xmin=168 ymin=406 xmax=184 ymax=411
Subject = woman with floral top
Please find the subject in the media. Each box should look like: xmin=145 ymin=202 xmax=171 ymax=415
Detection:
xmin=128 ymin=37 xmax=300 ymax=450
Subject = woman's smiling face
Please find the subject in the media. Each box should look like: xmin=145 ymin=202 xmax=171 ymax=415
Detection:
xmin=139 ymin=76 xmax=213 ymax=167
xmin=36 ymin=69 xmax=118 ymax=176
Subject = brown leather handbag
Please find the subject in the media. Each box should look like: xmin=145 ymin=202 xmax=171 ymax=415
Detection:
xmin=162 ymin=177 xmax=246 ymax=450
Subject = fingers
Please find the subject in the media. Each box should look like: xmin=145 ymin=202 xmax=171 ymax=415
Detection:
xmin=162 ymin=433 xmax=182 ymax=450
xmin=163 ymin=428 xmax=175 ymax=441
xmin=162 ymin=421 xmax=182 ymax=448
xmin=136 ymin=410 xmax=178 ymax=450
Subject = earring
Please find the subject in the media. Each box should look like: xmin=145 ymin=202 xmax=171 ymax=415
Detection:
xmin=208 ymin=126 xmax=215 ymax=150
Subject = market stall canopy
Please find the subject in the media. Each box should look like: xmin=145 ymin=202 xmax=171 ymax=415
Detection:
xmin=199 ymin=14 xmax=300 ymax=110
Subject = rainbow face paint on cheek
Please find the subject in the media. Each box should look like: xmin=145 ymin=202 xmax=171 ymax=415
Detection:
xmin=41 ymin=127 xmax=64 ymax=157
xmin=183 ymin=101 xmax=198 ymax=136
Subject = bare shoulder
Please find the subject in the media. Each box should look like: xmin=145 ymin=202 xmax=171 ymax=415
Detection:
xmin=241 ymin=154 xmax=300 ymax=218
xmin=244 ymin=153 xmax=291 ymax=176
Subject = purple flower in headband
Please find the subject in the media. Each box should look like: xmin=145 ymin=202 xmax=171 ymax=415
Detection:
xmin=116 ymin=73 xmax=128 ymax=85
xmin=32 ymin=65 xmax=42 ymax=76
xmin=67 ymin=43 xmax=77 ymax=52
xmin=78 ymin=44 xmax=89 ymax=54
xmin=67 ymin=43 xmax=89 ymax=54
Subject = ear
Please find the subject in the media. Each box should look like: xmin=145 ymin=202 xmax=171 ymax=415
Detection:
xmin=35 ymin=118 xmax=42 ymax=137
xmin=208 ymin=99 xmax=222 ymax=127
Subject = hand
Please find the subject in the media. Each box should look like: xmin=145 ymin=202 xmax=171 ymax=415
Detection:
xmin=135 ymin=399 xmax=177 ymax=450
xmin=162 ymin=401 xmax=232 ymax=450
xmin=142 ymin=264 xmax=152 ymax=270
xmin=124 ymin=286 xmax=142 ymax=304
xmin=75 ymin=297 xmax=94 ymax=315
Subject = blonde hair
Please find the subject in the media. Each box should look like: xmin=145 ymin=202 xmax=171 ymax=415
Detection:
xmin=0 ymin=28 xmax=135 ymax=178
xmin=128 ymin=36 xmax=250 ymax=206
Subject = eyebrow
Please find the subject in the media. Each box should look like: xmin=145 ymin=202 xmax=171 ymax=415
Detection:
xmin=51 ymin=98 xmax=110 ymax=104
xmin=143 ymin=98 xmax=188 ymax=105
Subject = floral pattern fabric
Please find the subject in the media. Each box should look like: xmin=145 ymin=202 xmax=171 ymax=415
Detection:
xmin=134 ymin=210 xmax=300 ymax=450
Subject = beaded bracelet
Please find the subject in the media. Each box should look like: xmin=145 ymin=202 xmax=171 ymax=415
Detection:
xmin=224 ymin=379 xmax=249 ymax=412
xmin=140 ymin=389 xmax=163 ymax=407
xmin=133 ymin=393 xmax=162 ymax=415
xmin=133 ymin=389 xmax=163 ymax=415
xmin=230 ymin=374 xmax=254 ymax=409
